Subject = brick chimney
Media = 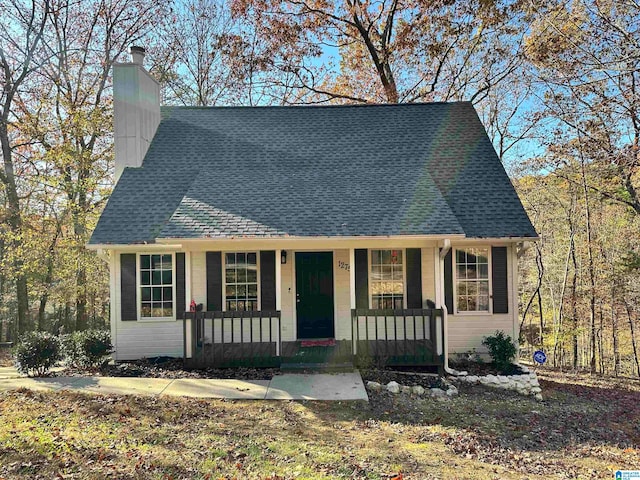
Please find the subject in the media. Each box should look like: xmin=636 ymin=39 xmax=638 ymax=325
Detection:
xmin=113 ymin=46 xmax=160 ymax=181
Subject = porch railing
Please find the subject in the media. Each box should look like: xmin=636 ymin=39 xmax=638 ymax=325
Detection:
xmin=351 ymin=308 xmax=444 ymax=367
xmin=183 ymin=310 xmax=281 ymax=368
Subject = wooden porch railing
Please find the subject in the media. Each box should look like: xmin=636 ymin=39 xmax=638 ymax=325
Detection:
xmin=183 ymin=310 xmax=281 ymax=368
xmin=351 ymin=308 xmax=443 ymax=367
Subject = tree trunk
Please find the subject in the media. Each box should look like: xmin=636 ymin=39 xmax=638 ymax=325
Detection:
xmin=579 ymin=159 xmax=597 ymax=374
xmin=612 ymin=302 xmax=619 ymax=377
xmin=0 ymin=122 xmax=30 ymax=336
xmin=571 ymin=242 xmax=579 ymax=370
xmin=626 ymin=304 xmax=640 ymax=378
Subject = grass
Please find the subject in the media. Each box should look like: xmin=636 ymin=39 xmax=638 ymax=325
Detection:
xmin=0 ymin=368 xmax=638 ymax=479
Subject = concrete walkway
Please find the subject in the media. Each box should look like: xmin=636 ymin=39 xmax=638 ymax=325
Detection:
xmin=0 ymin=368 xmax=368 ymax=401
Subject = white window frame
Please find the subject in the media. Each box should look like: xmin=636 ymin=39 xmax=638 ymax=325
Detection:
xmin=453 ymin=246 xmax=492 ymax=315
xmin=222 ymin=251 xmax=261 ymax=312
xmin=368 ymin=248 xmax=407 ymax=309
xmin=136 ymin=252 xmax=176 ymax=322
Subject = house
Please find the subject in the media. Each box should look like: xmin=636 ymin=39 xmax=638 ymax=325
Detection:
xmin=88 ymin=47 xmax=538 ymax=370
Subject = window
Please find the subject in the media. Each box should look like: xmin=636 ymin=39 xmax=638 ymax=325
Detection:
xmin=455 ymin=247 xmax=490 ymax=312
xmin=225 ymin=252 xmax=258 ymax=311
xmin=370 ymin=249 xmax=404 ymax=309
xmin=140 ymin=254 xmax=173 ymax=318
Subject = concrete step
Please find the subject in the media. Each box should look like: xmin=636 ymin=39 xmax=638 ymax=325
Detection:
xmin=279 ymin=362 xmax=354 ymax=372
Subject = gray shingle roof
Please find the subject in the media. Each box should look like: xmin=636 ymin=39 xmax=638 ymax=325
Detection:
xmin=89 ymin=102 xmax=537 ymax=245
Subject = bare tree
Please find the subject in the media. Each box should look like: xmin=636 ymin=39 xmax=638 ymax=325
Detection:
xmin=0 ymin=0 xmax=50 ymax=337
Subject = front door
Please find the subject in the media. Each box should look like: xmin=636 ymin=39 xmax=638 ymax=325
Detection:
xmin=295 ymin=252 xmax=334 ymax=339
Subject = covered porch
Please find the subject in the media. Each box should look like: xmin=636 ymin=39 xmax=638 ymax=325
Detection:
xmin=182 ymin=307 xmax=444 ymax=370
xmin=180 ymin=241 xmax=446 ymax=369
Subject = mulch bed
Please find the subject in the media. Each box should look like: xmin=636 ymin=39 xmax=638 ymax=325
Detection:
xmin=59 ymin=357 xmax=278 ymax=380
xmin=59 ymin=357 xmax=450 ymax=388
xmin=448 ymin=359 xmax=526 ymax=376
xmin=359 ymin=368 xmax=444 ymax=389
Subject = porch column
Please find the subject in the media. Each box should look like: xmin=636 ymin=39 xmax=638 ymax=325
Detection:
xmin=349 ymin=248 xmax=356 ymax=309
xmin=275 ymin=249 xmax=282 ymax=356
xmin=433 ymin=248 xmax=441 ymax=309
xmin=349 ymin=248 xmax=356 ymax=354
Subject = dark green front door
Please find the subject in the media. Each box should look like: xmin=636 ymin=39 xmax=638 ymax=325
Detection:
xmin=296 ymin=252 xmax=334 ymax=339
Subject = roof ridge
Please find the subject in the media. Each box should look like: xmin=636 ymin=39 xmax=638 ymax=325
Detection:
xmin=159 ymin=101 xmax=472 ymax=111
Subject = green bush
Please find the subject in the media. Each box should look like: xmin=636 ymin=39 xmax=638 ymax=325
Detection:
xmin=482 ymin=330 xmax=517 ymax=373
xmin=62 ymin=330 xmax=113 ymax=368
xmin=13 ymin=332 xmax=62 ymax=377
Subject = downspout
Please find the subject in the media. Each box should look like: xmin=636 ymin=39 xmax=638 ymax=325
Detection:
xmin=439 ymin=239 xmax=467 ymax=376
xmin=517 ymin=241 xmax=533 ymax=259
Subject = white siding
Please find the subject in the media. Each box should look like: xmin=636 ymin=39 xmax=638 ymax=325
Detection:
xmin=115 ymin=320 xmax=184 ymax=360
xmin=109 ymin=241 xmax=519 ymax=359
xmin=447 ymin=244 xmax=517 ymax=354
xmin=111 ymin=252 xmax=184 ymax=361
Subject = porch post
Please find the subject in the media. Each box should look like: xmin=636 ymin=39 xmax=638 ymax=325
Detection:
xmin=109 ymin=251 xmax=118 ymax=361
xmin=185 ymin=251 xmax=191 ymax=312
xmin=275 ymin=249 xmax=282 ymax=356
xmin=433 ymin=248 xmax=441 ymax=309
xmin=349 ymin=248 xmax=356 ymax=309
xmin=349 ymin=248 xmax=356 ymax=355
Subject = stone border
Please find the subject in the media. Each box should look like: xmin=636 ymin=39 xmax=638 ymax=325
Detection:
xmin=366 ymin=380 xmax=458 ymax=400
xmin=449 ymin=365 xmax=543 ymax=401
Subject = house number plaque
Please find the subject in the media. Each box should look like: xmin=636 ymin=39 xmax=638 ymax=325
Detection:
xmin=338 ymin=261 xmax=350 ymax=271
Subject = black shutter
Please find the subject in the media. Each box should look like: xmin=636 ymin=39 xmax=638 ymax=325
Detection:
xmin=120 ymin=253 xmax=137 ymax=321
xmin=260 ymin=251 xmax=276 ymax=310
xmin=406 ymin=248 xmax=422 ymax=308
xmin=206 ymin=251 xmax=222 ymax=311
xmin=491 ymin=246 xmax=509 ymax=314
xmin=355 ymin=249 xmax=369 ymax=309
xmin=443 ymin=249 xmax=453 ymax=314
xmin=175 ymin=253 xmax=186 ymax=318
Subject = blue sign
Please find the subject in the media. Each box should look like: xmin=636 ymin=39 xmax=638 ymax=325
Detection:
xmin=533 ymin=350 xmax=547 ymax=364
xmin=615 ymin=471 xmax=640 ymax=480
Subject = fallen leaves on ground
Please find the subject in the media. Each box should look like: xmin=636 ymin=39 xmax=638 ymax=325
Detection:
xmin=0 ymin=368 xmax=637 ymax=479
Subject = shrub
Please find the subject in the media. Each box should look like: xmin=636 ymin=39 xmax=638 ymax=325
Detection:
xmin=62 ymin=330 xmax=113 ymax=369
xmin=13 ymin=332 xmax=62 ymax=377
xmin=482 ymin=330 xmax=517 ymax=373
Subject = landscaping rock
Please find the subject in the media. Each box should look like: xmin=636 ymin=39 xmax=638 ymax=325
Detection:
xmin=366 ymin=381 xmax=383 ymax=391
xmin=411 ymin=385 xmax=425 ymax=396
xmin=400 ymin=385 xmax=412 ymax=394
xmin=386 ymin=381 xmax=400 ymax=394
xmin=430 ymin=388 xmax=446 ymax=399
xmin=451 ymin=370 xmax=543 ymax=400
